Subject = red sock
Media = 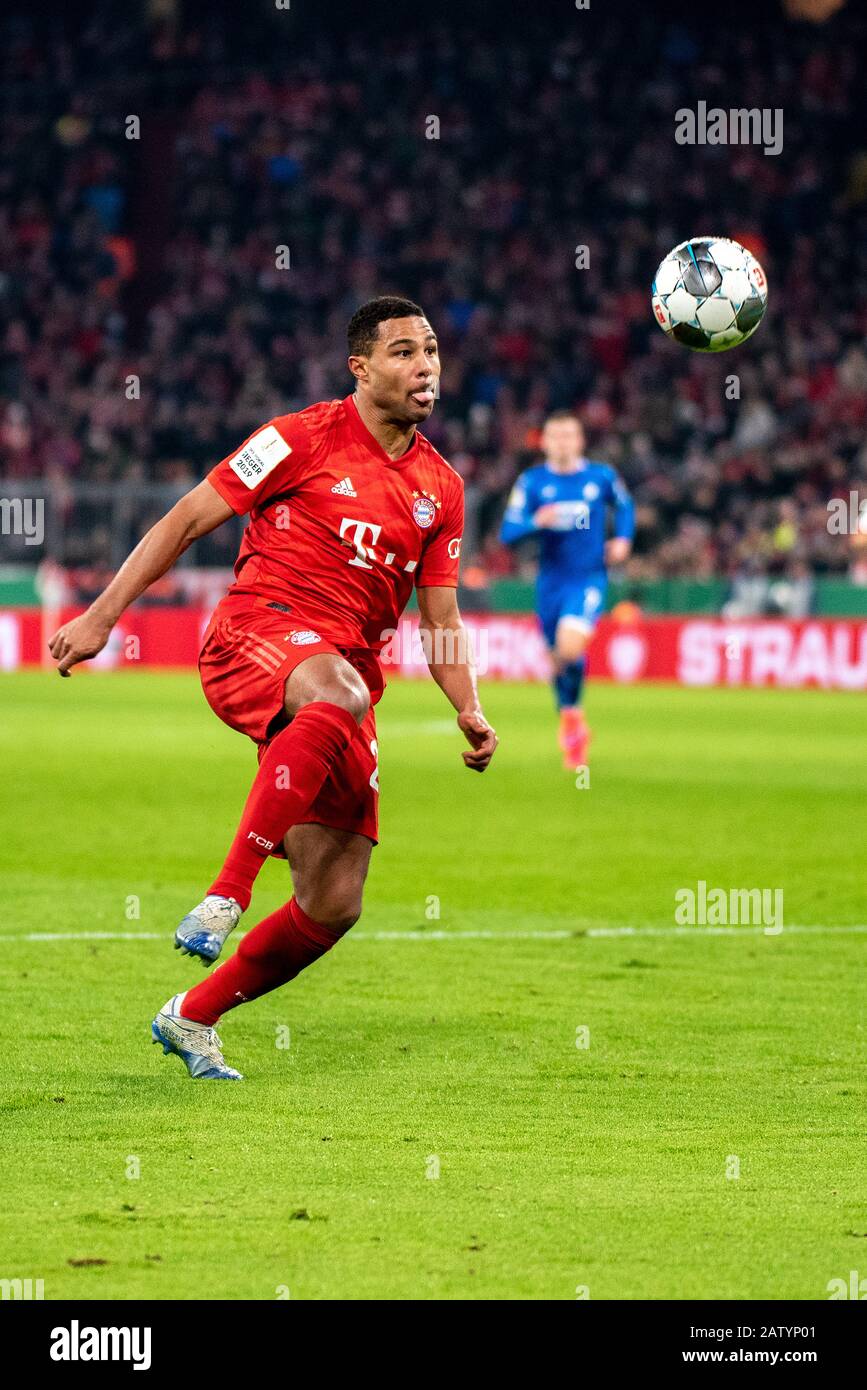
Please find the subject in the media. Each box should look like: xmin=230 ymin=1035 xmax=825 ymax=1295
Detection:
xmin=209 ymin=702 xmax=360 ymax=911
xmin=180 ymin=897 xmax=344 ymax=1027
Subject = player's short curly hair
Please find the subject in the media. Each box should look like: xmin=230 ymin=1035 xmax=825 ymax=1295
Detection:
xmin=347 ymin=296 xmax=426 ymax=357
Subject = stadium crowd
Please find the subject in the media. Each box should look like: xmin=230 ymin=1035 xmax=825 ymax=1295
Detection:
xmin=2 ymin=1 xmax=867 ymax=585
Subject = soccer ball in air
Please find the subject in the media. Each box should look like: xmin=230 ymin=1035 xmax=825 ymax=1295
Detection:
xmin=651 ymin=236 xmax=768 ymax=352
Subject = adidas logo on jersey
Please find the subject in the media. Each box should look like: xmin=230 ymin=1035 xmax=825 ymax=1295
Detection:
xmin=331 ymin=476 xmax=357 ymax=497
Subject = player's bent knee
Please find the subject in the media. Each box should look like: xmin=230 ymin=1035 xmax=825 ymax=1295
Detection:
xmin=556 ymin=632 xmax=589 ymax=664
xmin=558 ymin=647 xmax=586 ymax=667
xmin=297 ymin=897 xmax=361 ymax=936
xmin=285 ymin=664 xmax=370 ymax=725
xmin=325 ymin=909 xmax=361 ymax=936
xmin=332 ymin=679 xmax=369 ymax=725
xmin=295 ymin=873 xmax=365 ymax=934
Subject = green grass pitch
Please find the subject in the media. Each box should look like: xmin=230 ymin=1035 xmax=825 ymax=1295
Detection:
xmin=1 ymin=669 xmax=864 ymax=1300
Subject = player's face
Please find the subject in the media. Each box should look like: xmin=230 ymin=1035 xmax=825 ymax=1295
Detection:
xmin=542 ymin=418 xmax=584 ymax=465
xmin=353 ymin=316 xmax=441 ymax=424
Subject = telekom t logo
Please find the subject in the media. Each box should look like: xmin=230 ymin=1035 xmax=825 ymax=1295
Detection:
xmin=337 ymin=517 xmax=419 ymax=574
xmin=339 ymin=517 xmax=382 ymax=569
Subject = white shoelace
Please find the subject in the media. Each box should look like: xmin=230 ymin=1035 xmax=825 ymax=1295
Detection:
xmin=194 ymin=896 xmax=241 ymax=929
xmin=167 ymin=1013 xmax=228 ymax=1065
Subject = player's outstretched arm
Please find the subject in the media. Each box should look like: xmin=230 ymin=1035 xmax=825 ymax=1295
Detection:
xmin=500 ymin=478 xmax=566 ymax=536
xmin=605 ymin=472 xmax=635 ymax=566
xmin=48 ymin=479 xmax=234 ymax=676
xmin=499 ymin=474 xmax=539 ymax=544
xmin=416 ymin=585 xmax=498 ymax=772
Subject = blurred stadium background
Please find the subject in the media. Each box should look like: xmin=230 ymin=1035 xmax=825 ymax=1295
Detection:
xmin=2 ymin=0 xmax=867 ymax=685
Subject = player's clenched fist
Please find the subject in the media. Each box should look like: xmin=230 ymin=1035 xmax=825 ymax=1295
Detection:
xmin=457 ymin=708 xmax=498 ymax=772
xmin=49 ymin=609 xmax=113 ymax=676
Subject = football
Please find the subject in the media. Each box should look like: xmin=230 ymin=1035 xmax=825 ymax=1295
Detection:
xmin=651 ymin=236 xmax=768 ymax=352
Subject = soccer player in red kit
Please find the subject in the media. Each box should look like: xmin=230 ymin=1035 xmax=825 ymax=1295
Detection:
xmin=49 ymin=297 xmax=498 ymax=1080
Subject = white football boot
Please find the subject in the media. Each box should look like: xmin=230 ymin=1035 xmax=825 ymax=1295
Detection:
xmin=151 ymin=992 xmax=243 ymax=1081
xmin=174 ymin=894 xmax=242 ymax=965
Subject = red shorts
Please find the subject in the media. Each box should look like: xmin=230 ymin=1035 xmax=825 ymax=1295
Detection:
xmin=199 ymin=595 xmax=381 ymax=846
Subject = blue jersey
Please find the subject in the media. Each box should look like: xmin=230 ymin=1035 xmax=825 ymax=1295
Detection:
xmin=499 ymin=459 xmax=634 ymax=577
xmin=499 ymin=458 xmax=634 ymax=642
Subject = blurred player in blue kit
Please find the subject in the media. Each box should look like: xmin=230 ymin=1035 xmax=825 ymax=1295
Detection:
xmin=500 ymin=412 xmax=634 ymax=768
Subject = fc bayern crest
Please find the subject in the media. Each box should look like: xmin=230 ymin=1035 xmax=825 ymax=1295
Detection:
xmin=412 ymin=497 xmax=437 ymax=528
xmin=289 ymin=630 xmax=321 ymax=646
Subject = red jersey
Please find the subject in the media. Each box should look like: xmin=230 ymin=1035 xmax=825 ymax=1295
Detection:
xmin=207 ymin=394 xmax=464 ymax=652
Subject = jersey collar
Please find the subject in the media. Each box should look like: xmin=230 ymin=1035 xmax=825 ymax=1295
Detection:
xmin=543 ymin=456 xmax=587 ymax=476
xmin=343 ymin=394 xmax=421 ymax=469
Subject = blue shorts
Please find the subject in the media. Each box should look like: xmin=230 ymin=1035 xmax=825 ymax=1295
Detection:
xmin=537 ymin=573 xmax=607 ymax=647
